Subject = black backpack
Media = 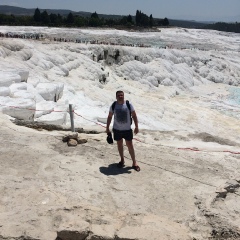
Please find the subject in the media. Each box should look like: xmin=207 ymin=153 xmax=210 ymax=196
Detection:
xmin=112 ymin=100 xmax=132 ymax=125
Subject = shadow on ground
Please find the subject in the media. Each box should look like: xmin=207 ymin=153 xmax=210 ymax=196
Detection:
xmin=100 ymin=163 xmax=132 ymax=175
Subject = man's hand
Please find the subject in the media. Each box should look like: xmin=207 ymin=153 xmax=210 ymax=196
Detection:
xmin=134 ymin=127 xmax=139 ymax=135
xmin=106 ymin=128 xmax=111 ymax=134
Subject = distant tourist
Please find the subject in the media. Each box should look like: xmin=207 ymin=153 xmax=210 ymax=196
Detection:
xmin=106 ymin=90 xmax=140 ymax=172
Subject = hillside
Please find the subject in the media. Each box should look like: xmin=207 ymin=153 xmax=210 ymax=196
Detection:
xmin=169 ymin=19 xmax=207 ymax=28
xmin=0 ymin=5 xmax=208 ymax=28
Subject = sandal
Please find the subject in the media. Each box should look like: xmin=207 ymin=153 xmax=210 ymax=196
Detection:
xmin=132 ymin=165 xmax=140 ymax=172
xmin=117 ymin=161 xmax=125 ymax=168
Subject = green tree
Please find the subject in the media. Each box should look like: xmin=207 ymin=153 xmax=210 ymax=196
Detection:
xmin=149 ymin=14 xmax=153 ymax=27
xmin=140 ymin=12 xmax=149 ymax=26
xmin=75 ymin=16 xmax=86 ymax=27
xmin=18 ymin=15 xmax=32 ymax=25
xmin=91 ymin=11 xmax=99 ymax=19
xmin=89 ymin=17 xmax=99 ymax=26
xmin=135 ymin=10 xmax=150 ymax=27
xmin=57 ymin=14 xmax=63 ymax=24
xmin=66 ymin=12 xmax=74 ymax=24
xmin=41 ymin=10 xmax=50 ymax=24
xmin=163 ymin=17 xmax=169 ymax=26
xmin=105 ymin=18 xmax=115 ymax=26
xmin=33 ymin=8 xmax=41 ymax=22
xmin=127 ymin=14 xmax=133 ymax=24
xmin=120 ymin=16 xmax=128 ymax=25
xmin=120 ymin=15 xmax=133 ymax=26
xmin=9 ymin=14 xmax=16 ymax=24
xmin=89 ymin=12 xmax=103 ymax=26
xmin=49 ymin=13 xmax=58 ymax=24
xmin=136 ymin=10 xmax=140 ymax=26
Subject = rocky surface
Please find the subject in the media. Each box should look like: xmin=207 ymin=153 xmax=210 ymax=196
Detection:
xmin=0 ymin=113 xmax=240 ymax=240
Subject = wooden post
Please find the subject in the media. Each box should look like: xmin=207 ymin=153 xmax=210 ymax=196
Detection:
xmin=69 ymin=104 xmax=75 ymax=132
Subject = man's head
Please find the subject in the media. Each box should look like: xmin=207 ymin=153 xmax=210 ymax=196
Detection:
xmin=116 ymin=90 xmax=124 ymax=102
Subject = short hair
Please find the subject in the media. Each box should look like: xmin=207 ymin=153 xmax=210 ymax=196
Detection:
xmin=116 ymin=90 xmax=124 ymax=97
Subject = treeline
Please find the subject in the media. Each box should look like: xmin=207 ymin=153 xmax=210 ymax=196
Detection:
xmin=204 ymin=22 xmax=240 ymax=33
xmin=135 ymin=10 xmax=169 ymax=27
xmin=0 ymin=8 xmax=169 ymax=28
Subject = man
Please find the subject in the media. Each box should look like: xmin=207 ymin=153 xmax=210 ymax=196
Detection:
xmin=106 ymin=90 xmax=140 ymax=172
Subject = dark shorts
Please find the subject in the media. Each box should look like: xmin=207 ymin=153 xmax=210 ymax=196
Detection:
xmin=113 ymin=128 xmax=133 ymax=141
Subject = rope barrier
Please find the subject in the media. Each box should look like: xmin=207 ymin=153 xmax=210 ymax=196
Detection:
xmin=0 ymin=103 xmax=239 ymax=154
xmin=178 ymin=147 xmax=240 ymax=155
xmin=73 ymin=110 xmax=106 ymax=128
xmin=223 ymin=150 xmax=240 ymax=154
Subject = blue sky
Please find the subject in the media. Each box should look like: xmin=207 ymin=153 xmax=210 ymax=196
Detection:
xmin=0 ymin=0 xmax=239 ymax=22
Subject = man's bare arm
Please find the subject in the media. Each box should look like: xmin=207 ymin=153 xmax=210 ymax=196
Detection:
xmin=131 ymin=111 xmax=139 ymax=134
xmin=106 ymin=112 xmax=113 ymax=133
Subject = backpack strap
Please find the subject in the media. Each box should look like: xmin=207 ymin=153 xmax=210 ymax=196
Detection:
xmin=111 ymin=101 xmax=116 ymax=112
xmin=126 ymin=100 xmax=132 ymax=124
xmin=126 ymin=100 xmax=131 ymax=112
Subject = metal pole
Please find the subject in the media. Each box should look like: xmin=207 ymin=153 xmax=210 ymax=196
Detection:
xmin=69 ymin=104 xmax=75 ymax=132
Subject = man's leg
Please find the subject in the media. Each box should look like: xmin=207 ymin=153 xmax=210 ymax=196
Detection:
xmin=117 ymin=139 xmax=124 ymax=163
xmin=125 ymin=140 xmax=137 ymax=166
